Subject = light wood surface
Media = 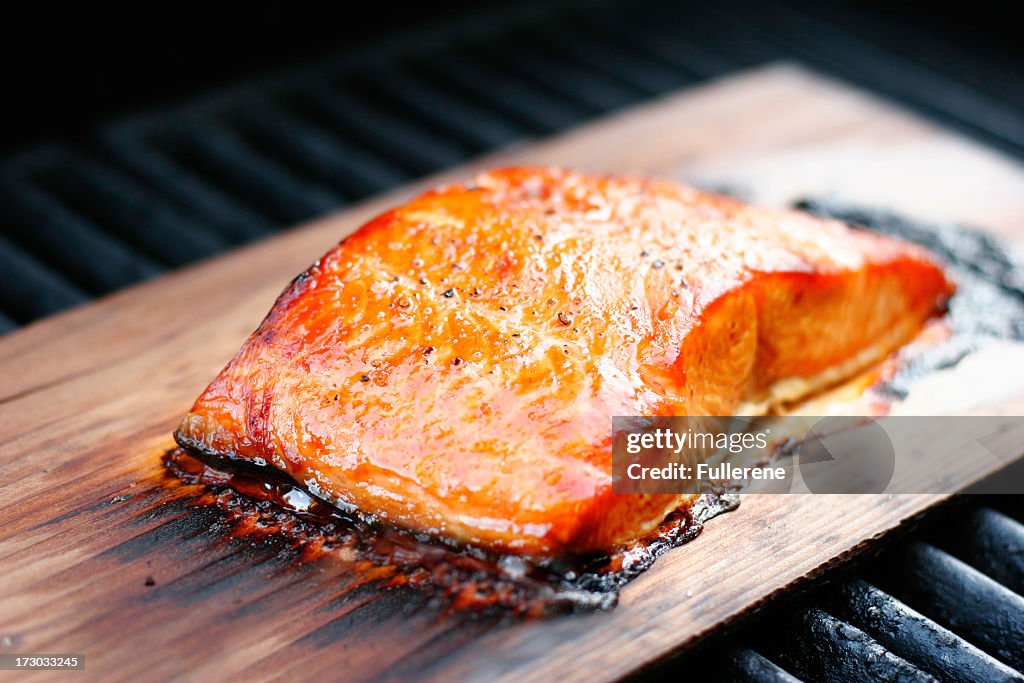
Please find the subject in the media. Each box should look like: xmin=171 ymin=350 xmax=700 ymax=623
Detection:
xmin=2 ymin=64 xmax=1023 ymax=682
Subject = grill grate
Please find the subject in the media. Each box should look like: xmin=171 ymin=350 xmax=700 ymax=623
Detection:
xmin=648 ymin=501 xmax=1024 ymax=682
xmin=4 ymin=0 xmax=1024 ymax=331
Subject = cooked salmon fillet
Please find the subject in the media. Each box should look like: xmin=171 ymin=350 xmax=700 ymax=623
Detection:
xmin=176 ymin=167 xmax=953 ymax=556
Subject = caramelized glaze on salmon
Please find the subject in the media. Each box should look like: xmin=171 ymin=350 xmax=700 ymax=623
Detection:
xmin=176 ymin=167 xmax=953 ymax=556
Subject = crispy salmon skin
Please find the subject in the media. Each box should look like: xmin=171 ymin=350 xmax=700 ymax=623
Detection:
xmin=176 ymin=167 xmax=953 ymax=556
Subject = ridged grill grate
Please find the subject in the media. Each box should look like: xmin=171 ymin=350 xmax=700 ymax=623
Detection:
xmin=680 ymin=503 xmax=1024 ymax=682
xmin=4 ymin=0 xmax=1024 ymax=333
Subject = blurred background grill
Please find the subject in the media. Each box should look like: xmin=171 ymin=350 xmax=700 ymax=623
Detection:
xmin=4 ymin=0 xmax=1024 ymax=335
xmin=4 ymin=1 xmax=1024 ymax=678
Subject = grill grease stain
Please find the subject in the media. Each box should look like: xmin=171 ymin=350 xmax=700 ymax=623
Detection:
xmin=163 ymin=449 xmax=736 ymax=614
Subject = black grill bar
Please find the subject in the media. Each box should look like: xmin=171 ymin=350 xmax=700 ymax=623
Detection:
xmin=668 ymin=504 xmax=1024 ymax=682
xmin=348 ymin=65 xmax=526 ymax=152
xmin=885 ymin=542 xmax=1024 ymax=671
xmin=0 ymin=233 xmax=89 ymax=323
xmin=0 ymin=158 xmax=163 ymax=294
xmin=416 ymin=48 xmax=589 ymax=134
xmin=160 ymin=121 xmax=344 ymax=225
xmin=834 ymin=579 xmax=1020 ymax=683
xmin=726 ymin=649 xmax=802 ymax=683
xmin=774 ymin=608 xmax=937 ymax=683
xmin=947 ymin=507 xmax=1024 ymax=596
xmin=102 ymin=127 xmax=276 ymax=242
xmin=299 ymin=84 xmax=470 ymax=175
xmin=231 ymin=103 xmax=410 ymax=198
xmin=36 ymin=155 xmax=226 ymax=267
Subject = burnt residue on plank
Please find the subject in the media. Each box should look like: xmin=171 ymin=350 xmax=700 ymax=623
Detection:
xmin=162 ymin=448 xmax=738 ymax=615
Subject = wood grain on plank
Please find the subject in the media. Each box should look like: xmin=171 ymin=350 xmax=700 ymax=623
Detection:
xmin=2 ymin=64 xmax=1023 ymax=682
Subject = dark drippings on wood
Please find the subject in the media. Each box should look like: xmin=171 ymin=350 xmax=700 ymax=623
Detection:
xmin=163 ymin=447 xmax=736 ymax=616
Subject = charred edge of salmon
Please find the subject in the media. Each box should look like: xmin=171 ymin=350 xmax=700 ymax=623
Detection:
xmin=174 ymin=429 xmax=367 ymax=523
xmin=161 ymin=448 xmax=609 ymax=614
xmin=165 ymin=439 xmax=739 ymax=611
xmin=255 ymin=267 xmax=319 ymax=345
xmin=174 ymin=429 xmax=296 ymax=487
